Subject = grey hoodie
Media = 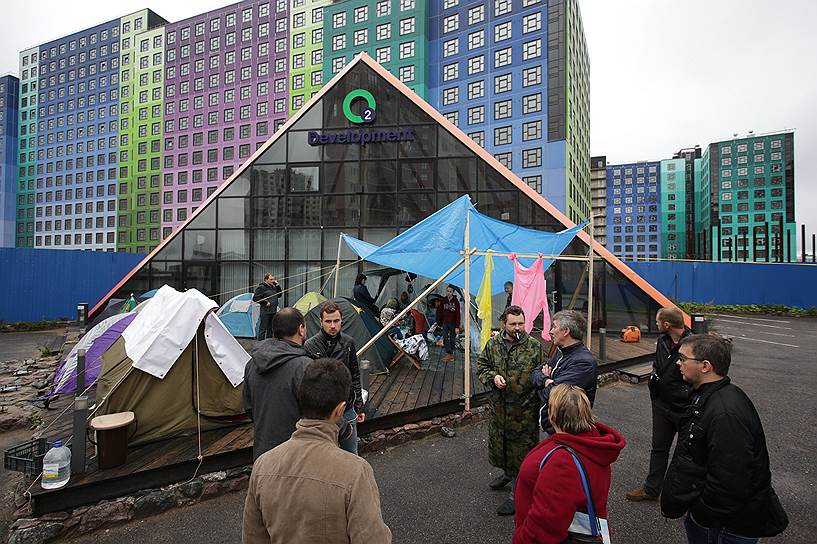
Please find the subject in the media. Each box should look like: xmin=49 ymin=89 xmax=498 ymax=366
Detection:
xmin=243 ymin=338 xmax=313 ymax=460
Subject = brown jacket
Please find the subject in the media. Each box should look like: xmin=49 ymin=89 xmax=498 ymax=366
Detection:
xmin=242 ymin=419 xmax=392 ymax=544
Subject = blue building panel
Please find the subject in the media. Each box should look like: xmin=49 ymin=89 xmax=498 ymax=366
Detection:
xmin=606 ymin=161 xmax=662 ymax=260
xmin=36 ymin=19 xmax=122 ymax=250
xmin=428 ymin=0 xmax=550 ymax=202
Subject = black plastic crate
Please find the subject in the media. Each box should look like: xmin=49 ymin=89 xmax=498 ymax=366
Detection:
xmin=4 ymin=438 xmax=47 ymax=476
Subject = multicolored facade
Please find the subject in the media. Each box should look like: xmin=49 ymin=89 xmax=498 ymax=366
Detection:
xmin=15 ymin=48 xmax=38 ymax=248
xmin=6 ymin=0 xmax=590 ymax=252
xmin=605 ymin=160 xmax=662 ymax=260
xmin=0 ymin=75 xmax=20 ymax=247
xmin=703 ymin=131 xmax=796 ymax=262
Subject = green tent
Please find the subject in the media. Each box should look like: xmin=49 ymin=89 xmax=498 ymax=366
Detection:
xmin=293 ymin=291 xmax=327 ymax=316
xmin=304 ymin=297 xmax=395 ymax=374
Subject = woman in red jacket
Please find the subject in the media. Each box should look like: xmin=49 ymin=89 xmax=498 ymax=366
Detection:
xmin=513 ymin=384 xmax=626 ymax=544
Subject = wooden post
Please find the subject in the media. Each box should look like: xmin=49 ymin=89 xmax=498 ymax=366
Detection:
xmin=356 ymin=256 xmax=467 ymax=359
xmin=463 ymin=210 xmax=472 ymax=412
xmin=333 ymin=234 xmax=343 ymax=298
xmin=813 ymin=233 xmax=816 ymax=263
xmin=587 ymin=215 xmax=594 ymax=350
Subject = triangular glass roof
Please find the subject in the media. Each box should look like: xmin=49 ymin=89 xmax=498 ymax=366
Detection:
xmin=92 ymin=54 xmax=683 ymax=331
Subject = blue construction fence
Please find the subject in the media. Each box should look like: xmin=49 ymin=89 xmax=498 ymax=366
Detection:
xmin=0 ymin=248 xmax=144 ymax=323
xmin=625 ymin=260 xmax=817 ymax=309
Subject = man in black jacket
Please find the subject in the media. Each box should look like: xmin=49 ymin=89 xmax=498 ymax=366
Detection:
xmin=626 ymin=307 xmax=691 ymax=502
xmin=252 ymin=273 xmax=282 ymax=340
xmin=304 ymin=301 xmax=365 ymax=454
xmin=243 ymin=307 xmax=313 ymax=460
xmin=532 ymin=310 xmax=597 ymax=434
xmin=661 ymin=334 xmax=787 ymax=543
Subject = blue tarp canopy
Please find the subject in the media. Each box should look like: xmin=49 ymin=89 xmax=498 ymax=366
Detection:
xmin=342 ymin=195 xmax=584 ymax=296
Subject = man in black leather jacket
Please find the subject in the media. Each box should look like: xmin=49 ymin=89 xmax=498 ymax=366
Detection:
xmin=252 ymin=273 xmax=282 ymax=340
xmin=626 ymin=307 xmax=691 ymax=502
xmin=661 ymin=334 xmax=787 ymax=543
xmin=304 ymin=301 xmax=365 ymax=454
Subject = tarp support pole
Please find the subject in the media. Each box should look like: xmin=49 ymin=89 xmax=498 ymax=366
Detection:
xmin=587 ymin=215 xmax=595 ymax=350
xmin=356 ymin=256 xmax=468 ymax=359
xmin=464 ymin=211 xmax=472 ymax=412
xmin=333 ymin=234 xmax=343 ymax=298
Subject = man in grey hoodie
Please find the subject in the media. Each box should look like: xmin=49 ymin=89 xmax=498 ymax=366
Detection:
xmin=244 ymin=307 xmax=314 ymax=460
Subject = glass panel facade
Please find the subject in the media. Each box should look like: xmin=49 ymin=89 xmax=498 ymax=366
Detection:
xmin=108 ymin=61 xmax=665 ymax=329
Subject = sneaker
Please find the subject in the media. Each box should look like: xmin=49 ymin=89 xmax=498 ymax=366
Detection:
xmin=489 ymin=474 xmax=512 ymax=490
xmin=625 ymin=486 xmax=658 ymax=502
xmin=496 ymin=497 xmax=515 ymax=516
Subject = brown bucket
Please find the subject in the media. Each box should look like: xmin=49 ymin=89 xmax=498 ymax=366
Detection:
xmin=88 ymin=412 xmax=135 ymax=469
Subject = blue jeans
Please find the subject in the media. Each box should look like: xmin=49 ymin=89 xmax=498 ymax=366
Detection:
xmin=338 ymin=407 xmax=359 ymax=455
xmin=684 ymin=514 xmax=759 ymax=544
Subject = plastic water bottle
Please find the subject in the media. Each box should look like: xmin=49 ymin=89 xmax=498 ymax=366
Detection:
xmin=41 ymin=441 xmax=71 ymax=489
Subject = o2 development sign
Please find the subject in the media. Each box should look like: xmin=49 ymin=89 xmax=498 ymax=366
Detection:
xmin=307 ymin=89 xmax=415 ymax=147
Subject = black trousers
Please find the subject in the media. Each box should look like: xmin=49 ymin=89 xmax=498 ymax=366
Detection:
xmin=645 ymin=401 xmax=682 ymax=497
xmin=257 ymin=312 xmax=274 ymax=341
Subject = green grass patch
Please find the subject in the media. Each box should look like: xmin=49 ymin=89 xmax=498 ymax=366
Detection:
xmin=677 ymin=302 xmax=817 ymax=317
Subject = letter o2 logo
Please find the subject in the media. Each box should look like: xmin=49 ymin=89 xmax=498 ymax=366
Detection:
xmin=343 ymin=89 xmax=377 ymax=125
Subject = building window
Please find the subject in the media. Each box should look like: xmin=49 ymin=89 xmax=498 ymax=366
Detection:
xmin=468 ymin=55 xmax=484 ymax=75
xmin=494 ymin=21 xmax=512 ymax=42
xmin=332 ymin=35 xmax=346 ymax=51
xmin=443 ymin=63 xmax=459 ymax=81
xmin=494 ymin=125 xmax=512 ymax=146
xmin=494 ymin=73 xmax=512 ymax=94
xmin=522 ymin=39 xmax=541 ymax=60
xmin=494 ymin=47 xmax=512 ymax=68
xmin=523 ymin=93 xmax=542 ymax=114
xmin=494 ymin=99 xmax=512 ymax=120
xmin=468 ymin=131 xmax=484 ymax=147
xmin=399 ymin=65 xmax=415 ymax=82
xmin=443 ymin=87 xmax=459 ymax=105
xmin=332 ymin=12 xmax=346 ymax=28
xmin=468 ymin=5 xmax=484 ymax=24
xmin=522 ymin=12 xmax=541 ymax=33
xmin=522 ymin=120 xmax=542 ymax=140
xmin=354 ymin=5 xmax=368 ymax=23
xmin=467 ymin=105 xmax=484 ymax=125
xmin=376 ymin=23 xmax=391 ymax=40
xmin=495 ymin=152 xmax=512 ymax=169
xmin=495 ymin=0 xmax=512 ymax=16
xmin=377 ymin=0 xmax=391 ymax=17
xmin=354 ymin=28 xmax=368 ymax=46
xmin=443 ymin=14 xmax=459 ymax=33
xmin=523 ymin=147 xmax=542 ymax=168
xmin=444 ymin=111 xmax=459 ymax=126
xmin=468 ymin=30 xmax=484 ymax=50
xmin=376 ymin=46 xmax=391 ymax=64
xmin=399 ymin=41 xmax=415 ymax=59
xmin=467 ymin=80 xmax=485 ymax=100
xmin=522 ymin=66 xmax=542 ymax=86
xmin=399 ymin=17 xmax=415 ymax=35
xmin=443 ymin=38 xmax=459 ymax=57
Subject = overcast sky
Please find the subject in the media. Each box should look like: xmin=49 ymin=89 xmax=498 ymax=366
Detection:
xmin=2 ymin=0 xmax=816 ymax=242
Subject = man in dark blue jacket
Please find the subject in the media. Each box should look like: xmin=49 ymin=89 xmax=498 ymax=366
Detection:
xmin=532 ymin=310 xmax=597 ymax=434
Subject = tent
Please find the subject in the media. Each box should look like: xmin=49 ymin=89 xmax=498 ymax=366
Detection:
xmin=303 ymin=296 xmax=395 ymax=374
xmin=216 ymin=293 xmax=259 ymax=338
xmin=50 ymin=312 xmax=137 ymax=396
xmin=94 ymin=285 xmax=249 ymax=445
xmin=342 ymin=195 xmax=584 ymax=297
xmin=294 ymin=291 xmax=327 ymax=316
xmin=87 ymin=298 xmax=126 ymax=329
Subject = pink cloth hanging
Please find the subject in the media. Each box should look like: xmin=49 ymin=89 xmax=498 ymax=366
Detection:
xmin=509 ymin=254 xmax=552 ymax=341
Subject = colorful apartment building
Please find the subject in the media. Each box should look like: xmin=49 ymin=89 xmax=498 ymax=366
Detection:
xmin=0 ymin=75 xmax=20 ymax=247
xmin=703 ymin=131 xmax=796 ymax=262
xmin=589 ymin=155 xmax=605 ymax=245
xmin=5 ymin=0 xmax=590 ymax=253
xmin=605 ymin=160 xmax=662 ymax=260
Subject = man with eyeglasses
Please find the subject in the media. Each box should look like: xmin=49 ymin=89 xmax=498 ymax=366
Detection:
xmin=626 ymin=307 xmax=690 ymax=503
xmin=661 ymin=334 xmax=788 ymax=543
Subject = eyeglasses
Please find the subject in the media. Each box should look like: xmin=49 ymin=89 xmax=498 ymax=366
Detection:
xmin=677 ymin=353 xmax=706 ymax=364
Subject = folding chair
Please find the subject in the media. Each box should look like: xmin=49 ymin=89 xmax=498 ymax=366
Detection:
xmin=387 ymin=335 xmax=423 ymax=370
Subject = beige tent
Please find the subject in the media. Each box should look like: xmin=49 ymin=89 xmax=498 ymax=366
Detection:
xmin=94 ymin=285 xmax=249 ymax=446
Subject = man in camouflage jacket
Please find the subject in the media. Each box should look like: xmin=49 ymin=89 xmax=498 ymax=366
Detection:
xmin=477 ymin=305 xmax=545 ymax=516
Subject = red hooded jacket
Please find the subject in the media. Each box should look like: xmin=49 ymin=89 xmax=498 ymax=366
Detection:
xmin=513 ymin=422 xmax=626 ymax=544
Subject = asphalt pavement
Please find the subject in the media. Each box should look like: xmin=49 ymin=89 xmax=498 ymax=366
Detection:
xmin=59 ymin=314 xmax=817 ymax=543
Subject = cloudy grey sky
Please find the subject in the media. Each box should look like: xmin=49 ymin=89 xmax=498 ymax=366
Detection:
xmin=2 ymin=0 xmax=816 ymax=241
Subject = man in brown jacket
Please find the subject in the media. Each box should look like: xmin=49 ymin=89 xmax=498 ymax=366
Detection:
xmin=242 ymin=358 xmax=392 ymax=544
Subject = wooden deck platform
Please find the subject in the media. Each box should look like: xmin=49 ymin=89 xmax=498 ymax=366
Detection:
xmin=27 ymin=333 xmax=655 ymax=514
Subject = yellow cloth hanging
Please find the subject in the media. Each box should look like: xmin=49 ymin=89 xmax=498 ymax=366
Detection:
xmin=476 ymin=252 xmax=494 ymax=350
